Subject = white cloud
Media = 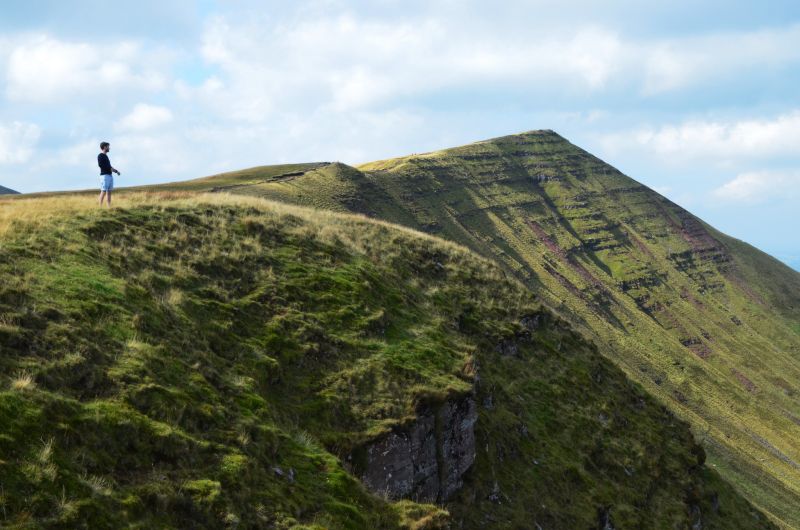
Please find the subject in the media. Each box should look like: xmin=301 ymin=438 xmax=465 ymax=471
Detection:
xmin=30 ymin=139 xmax=101 ymax=172
xmin=5 ymin=35 xmax=168 ymax=103
xmin=599 ymin=111 xmax=800 ymax=164
xmin=185 ymin=14 xmax=800 ymax=121
xmin=111 ymin=131 xmax=192 ymax=175
xmin=643 ymin=24 xmax=800 ymax=94
xmin=187 ymin=15 xmax=627 ymax=119
xmin=712 ymin=170 xmax=800 ymax=203
xmin=0 ymin=121 xmax=41 ymax=164
xmin=118 ymin=103 xmax=173 ymax=131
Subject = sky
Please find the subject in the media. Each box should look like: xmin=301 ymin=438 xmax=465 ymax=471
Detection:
xmin=0 ymin=1 xmax=798 ymax=270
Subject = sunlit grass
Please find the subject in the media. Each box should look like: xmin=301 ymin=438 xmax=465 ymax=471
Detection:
xmin=141 ymin=130 xmax=800 ymax=527
xmin=0 ymin=134 xmax=787 ymax=528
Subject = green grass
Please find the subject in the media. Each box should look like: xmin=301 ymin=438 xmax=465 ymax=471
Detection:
xmin=0 ymin=193 xmax=773 ymax=528
xmin=146 ymin=130 xmax=800 ymax=527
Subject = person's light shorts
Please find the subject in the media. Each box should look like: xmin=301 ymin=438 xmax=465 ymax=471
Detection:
xmin=101 ymin=174 xmax=114 ymax=192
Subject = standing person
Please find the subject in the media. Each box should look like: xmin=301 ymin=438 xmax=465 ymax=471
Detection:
xmin=98 ymin=141 xmax=121 ymax=206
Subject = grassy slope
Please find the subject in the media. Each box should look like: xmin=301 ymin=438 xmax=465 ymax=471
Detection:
xmin=0 ymin=193 xmax=773 ymax=528
xmin=162 ymin=131 xmax=800 ymax=527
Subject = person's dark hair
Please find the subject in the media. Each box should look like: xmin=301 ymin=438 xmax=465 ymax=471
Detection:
xmin=100 ymin=141 xmax=110 ymax=150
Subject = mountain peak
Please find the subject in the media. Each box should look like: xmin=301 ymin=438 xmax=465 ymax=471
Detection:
xmin=358 ymin=128 xmax=576 ymax=171
xmin=0 ymin=184 xmax=19 ymax=195
xmin=480 ymin=128 xmax=561 ymax=142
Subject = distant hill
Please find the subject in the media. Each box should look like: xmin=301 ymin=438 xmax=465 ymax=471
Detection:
xmin=0 ymin=193 xmax=774 ymax=528
xmin=170 ymin=131 xmax=800 ymax=527
xmin=0 ymin=184 xmax=19 ymax=194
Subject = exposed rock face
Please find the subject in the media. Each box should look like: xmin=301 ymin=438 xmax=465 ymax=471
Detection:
xmin=439 ymin=397 xmax=479 ymax=500
xmin=359 ymin=412 xmax=439 ymax=501
xmin=495 ymin=339 xmax=519 ymax=357
xmin=357 ymin=394 xmax=477 ymax=503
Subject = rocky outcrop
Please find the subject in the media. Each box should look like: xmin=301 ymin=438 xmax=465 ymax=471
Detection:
xmin=354 ymin=394 xmax=477 ymax=503
xmin=438 ymin=397 xmax=479 ymax=500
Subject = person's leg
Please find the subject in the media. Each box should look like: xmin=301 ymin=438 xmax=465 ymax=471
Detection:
xmin=106 ymin=190 xmax=112 ymax=206
xmin=99 ymin=190 xmax=106 ymax=205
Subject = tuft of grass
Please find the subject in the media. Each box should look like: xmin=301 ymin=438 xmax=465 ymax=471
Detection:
xmin=81 ymin=473 xmax=112 ymax=496
xmin=165 ymin=287 xmax=184 ymax=307
xmin=37 ymin=438 xmax=54 ymax=464
xmin=11 ymin=371 xmax=35 ymax=391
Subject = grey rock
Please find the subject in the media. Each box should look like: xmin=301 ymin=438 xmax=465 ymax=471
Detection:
xmin=710 ymin=492 xmax=720 ymax=513
xmin=495 ymin=339 xmax=519 ymax=356
xmin=519 ymin=314 xmax=542 ymax=332
xmin=359 ymin=412 xmax=437 ymax=500
xmin=439 ymin=397 xmax=478 ymax=500
xmin=357 ymin=394 xmax=477 ymax=503
xmin=272 ymin=466 xmax=296 ymax=483
xmin=488 ymin=481 xmax=502 ymax=504
xmin=690 ymin=504 xmax=703 ymax=530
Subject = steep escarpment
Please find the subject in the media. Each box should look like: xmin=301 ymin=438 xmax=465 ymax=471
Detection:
xmin=0 ymin=194 xmax=773 ymax=528
xmin=187 ymin=131 xmax=800 ymax=526
xmin=0 ymin=184 xmax=19 ymax=194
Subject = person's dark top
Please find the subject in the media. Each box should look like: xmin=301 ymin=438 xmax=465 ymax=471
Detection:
xmin=98 ymin=153 xmax=112 ymax=175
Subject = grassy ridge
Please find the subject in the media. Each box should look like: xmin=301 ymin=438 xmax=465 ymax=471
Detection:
xmin=0 ymin=193 xmax=773 ymax=528
xmin=162 ymin=131 xmax=800 ymax=527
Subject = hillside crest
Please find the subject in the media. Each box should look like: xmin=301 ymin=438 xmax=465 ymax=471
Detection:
xmin=149 ymin=130 xmax=800 ymax=526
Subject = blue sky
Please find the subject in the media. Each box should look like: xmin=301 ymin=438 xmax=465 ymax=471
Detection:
xmin=1 ymin=1 xmax=799 ymax=270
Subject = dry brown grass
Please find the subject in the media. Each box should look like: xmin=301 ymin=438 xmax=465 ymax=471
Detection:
xmin=0 ymin=192 xmax=188 ymax=237
xmin=0 ymin=191 xmax=488 ymax=272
